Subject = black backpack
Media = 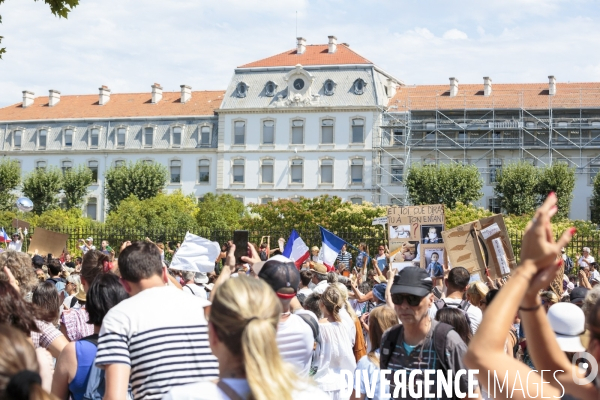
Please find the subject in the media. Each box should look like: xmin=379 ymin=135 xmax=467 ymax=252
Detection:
xmin=434 ymin=299 xmax=472 ymax=329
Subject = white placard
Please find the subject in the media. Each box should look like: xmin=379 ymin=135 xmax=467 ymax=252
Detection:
xmin=481 ymin=223 xmax=501 ymax=240
xmin=469 ymin=274 xmax=481 ymax=283
xmin=169 ymin=232 xmax=220 ymax=273
xmin=372 ymin=217 xmax=388 ymax=226
xmin=492 ymin=237 xmax=511 ymax=275
xmin=391 ymin=262 xmax=412 ymax=272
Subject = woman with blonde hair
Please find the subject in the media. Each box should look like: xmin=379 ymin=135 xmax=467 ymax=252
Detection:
xmin=314 ymin=285 xmax=357 ymax=399
xmin=466 ymin=280 xmax=489 ymax=310
xmin=164 ymin=275 xmax=328 ymax=400
xmin=335 ymin=282 xmax=366 ymax=362
xmin=0 ymin=323 xmax=55 ymax=400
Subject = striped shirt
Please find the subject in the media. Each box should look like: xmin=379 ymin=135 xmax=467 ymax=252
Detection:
xmin=336 ymin=251 xmax=352 ymax=267
xmin=95 ymin=285 xmax=218 ymax=400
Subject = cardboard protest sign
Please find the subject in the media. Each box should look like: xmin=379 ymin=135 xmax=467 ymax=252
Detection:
xmin=169 ymin=232 xmax=220 ymax=273
xmin=28 ymin=228 xmax=69 ymax=257
xmin=387 ymin=204 xmax=445 ymax=269
xmin=12 ymin=219 xmax=30 ymax=230
xmin=442 ymin=214 xmax=517 ymax=281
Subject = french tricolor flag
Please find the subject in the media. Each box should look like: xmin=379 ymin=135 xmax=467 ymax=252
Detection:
xmin=0 ymin=228 xmax=11 ymax=243
xmin=319 ymin=226 xmax=345 ymax=270
xmin=282 ymin=229 xmax=310 ymax=269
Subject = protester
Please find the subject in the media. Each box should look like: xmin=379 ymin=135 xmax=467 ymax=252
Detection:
xmin=435 ymin=308 xmax=472 ymax=345
xmin=313 ymin=285 xmax=356 ymax=399
xmin=570 ymin=286 xmax=589 ymax=307
xmin=381 ymin=267 xmax=473 ymax=398
xmin=355 ymin=243 xmax=368 ymax=275
xmin=354 ymin=306 xmax=397 ymax=400
xmin=336 ymin=244 xmax=352 ymax=272
xmin=312 ymin=263 xmax=330 ymax=295
xmin=304 ymin=292 xmax=322 ymax=319
xmin=298 ymin=270 xmax=314 ymax=297
xmin=561 ymin=247 xmax=574 ymax=274
xmin=8 ymin=227 xmax=24 ymax=252
xmin=0 ymin=324 xmax=54 ymax=400
xmin=466 ymin=280 xmax=489 ymax=311
xmin=374 ymin=245 xmax=389 ymax=273
xmin=31 ymin=282 xmax=61 ymax=327
xmin=62 ymin=275 xmax=82 ymax=311
xmin=46 ymin=259 xmax=66 ymax=296
xmin=432 ymin=266 xmax=482 ymax=334
xmin=52 ymin=273 xmax=129 ymax=400
xmin=181 ymin=270 xmax=209 ymax=300
xmin=334 ymin=282 xmax=361 ymax=354
xmin=0 ymin=250 xmax=39 ymax=299
xmin=311 ymin=246 xmax=321 ymax=263
xmin=94 ymin=241 xmax=218 ymax=400
xmin=78 ymin=237 xmax=95 ymax=254
xmin=99 ymin=240 xmax=113 ymax=256
xmin=540 ymin=290 xmax=559 ymax=312
xmin=164 ymin=276 xmax=328 ymax=400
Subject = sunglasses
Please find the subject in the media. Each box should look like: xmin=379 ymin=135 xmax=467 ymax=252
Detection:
xmin=391 ymin=293 xmax=424 ymax=307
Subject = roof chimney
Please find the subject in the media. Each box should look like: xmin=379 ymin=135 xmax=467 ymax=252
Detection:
xmin=151 ymin=83 xmax=163 ymax=104
xmin=99 ymin=85 xmax=111 ymax=105
xmin=483 ymin=77 xmax=492 ymax=97
xmin=180 ymin=85 xmax=192 ymax=103
xmin=22 ymin=91 xmax=34 ymax=108
xmin=549 ymin=75 xmax=556 ymax=96
xmin=328 ymin=36 xmax=337 ymax=53
xmin=48 ymin=90 xmax=61 ymax=107
xmin=296 ymin=37 xmax=306 ymax=55
xmin=449 ymin=77 xmax=459 ymax=97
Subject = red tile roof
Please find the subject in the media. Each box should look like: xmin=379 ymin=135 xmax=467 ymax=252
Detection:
xmin=0 ymin=90 xmax=225 ymax=121
xmin=388 ymin=82 xmax=600 ymax=111
xmin=238 ymin=44 xmax=373 ymax=68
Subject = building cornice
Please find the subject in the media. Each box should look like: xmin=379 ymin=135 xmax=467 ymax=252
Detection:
xmin=217 ymin=106 xmax=380 ymax=114
xmin=0 ymin=114 xmax=217 ymax=125
xmin=0 ymin=148 xmax=218 ymax=156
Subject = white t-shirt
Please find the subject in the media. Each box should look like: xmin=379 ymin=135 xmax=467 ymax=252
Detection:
xmin=8 ymin=240 xmax=22 ymax=252
xmin=339 ymin=308 xmax=356 ymax=347
xmin=298 ymin=287 xmax=313 ymax=297
xmin=95 ymin=286 xmax=218 ymax=400
xmin=277 ymin=314 xmax=314 ymax=377
xmin=312 ymin=280 xmax=329 ymax=295
xmin=183 ymin=283 xmax=208 ymax=300
xmin=313 ymin=322 xmax=356 ymax=393
xmin=432 ymin=297 xmax=482 ymax=335
xmin=579 ymin=255 xmax=595 ymax=267
xmin=162 ymin=378 xmax=330 ymax=400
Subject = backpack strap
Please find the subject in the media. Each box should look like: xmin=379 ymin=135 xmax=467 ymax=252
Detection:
xmin=458 ymin=299 xmax=471 ymax=312
xmin=70 ymin=296 xmax=78 ymax=308
xmin=380 ymin=324 xmax=403 ymax=370
xmin=216 ymin=380 xmax=245 ymax=400
xmin=434 ymin=299 xmax=446 ymax=310
xmin=433 ymin=322 xmax=454 ymax=371
xmin=80 ymin=334 xmax=99 ymax=347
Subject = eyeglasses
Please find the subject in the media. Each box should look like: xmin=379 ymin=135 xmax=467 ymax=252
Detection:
xmin=391 ymin=293 xmax=424 ymax=307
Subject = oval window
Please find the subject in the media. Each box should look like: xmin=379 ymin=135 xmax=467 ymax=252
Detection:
xmin=293 ymin=78 xmax=305 ymax=90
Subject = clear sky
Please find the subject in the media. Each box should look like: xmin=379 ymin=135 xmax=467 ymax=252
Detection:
xmin=1 ymin=0 xmax=599 ymax=107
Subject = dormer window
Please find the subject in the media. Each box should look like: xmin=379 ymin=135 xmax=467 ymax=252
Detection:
xmin=38 ymin=129 xmax=47 ymax=150
xmin=324 ymin=79 xmax=336 ymax=96
xmin=200 ymin=126 xmax=211 ymax=147
xmin=116 ymin=127 xmax=126 ymax=148
xmin=13 ymin=130 xmax=22 ymax=150
xmin=171 ymin=126 xmax=182 ymax=148
xmin=236 ymin=82 xmax=248 ymax=98
xmin=144 ymin=127 xmax=154 ymax=148
xmin=89 ymin=128 xmax=99 ymax=148
xmin=353 ymin=79 xmax=367 ymax=95
xmin=265 ymin=81 xmax=277 ymax=97
xmin=64 ymin=128 xmax=73 ymax=149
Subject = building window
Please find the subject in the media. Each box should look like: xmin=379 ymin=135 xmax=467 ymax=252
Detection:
xmin=89 ymin=128 xmax=99 ymax=148
xmin=88 ymin=160 xmax=99 ymax=183
xmin=263 ymin=121 xmax=275 ymax=145
xmin=320 ymin=159 xmax=333 ymax=184
xmin=116 ymin=127 xmax=126 ymax=148
xmin=172 ymin=127 xmax=182 ymax=148
xmin=261 ymin=159 xmax=274 ymax=184
xmin=234 ymin=121 xmax=245 ymax=145
xmin=86 ymin=198 xmax=97 ymax=220
xmin=233 ymin=159 xmax=245 ymax=183
xmin=234 ymin=197 xmax=244 ymax=204
xmin=391 ymin=159 xmax=404 ymax=184
xmin=13 ymin=130 xmax=22 ymax=150
xmin=64 ymin=129 xmax=73 ymax=149
xmin=198 ymin=159 xmax=210 ymax=183
xmin=38 ymin=129 xmax=47 ymax=149
xmin=324 ymin=79 xmax=336 ymax=96
xmin=265 ymin=81 xmax=277 ymax=97
xmin=391 ymin=198 xmax=403 ymax=206
xmin=61 ymin=160 xmax=72 ymax=174
xmin=489 ymin=198 xmax=502 ymax=214
xmin=290 ymin=159 xmax=303 ymax=183
xmin=236 ymin=82 xmax=248 ymax=98
xmin=144 ymin=127 xmax=154 ymax=148
xmin=261 ymin=197 xmax=273 ymax=204
xmin=489 ymin=158 xmax=502 ymax=184
xmin=36 ymin=161 xmax=47 ymax=170
xmin=169 ymin=160 xmax=181 ymax=183
xmin=200 ymin=126 xmax=211 ymax=147
xmin=350 ymin=197 xmax=363 ymax=205
xmin=114 ymin=160 xmax=125 ymax=168
xmin=351 ymin=119 xmax=365 ymax=143
xmin=351 ymin=159 xmax=364 ymax=184
xmin=353 ymin=79 xmax=367 ymax=95
xmin=590 ymin=160 xmax=600 ymax=184
xmin=321 ymin=119 xmax=334 ymax=144
xmin=291 ymin=120 xmax=304 ymax=145
xmin=142 ymin=159 xmax=153 ymax=165
xmin=393 ymin=130 xmax=404 ymax=145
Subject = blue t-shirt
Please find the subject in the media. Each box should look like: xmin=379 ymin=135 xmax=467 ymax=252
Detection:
xmin=356 ymin=251 xmax=367 ymax=269
xmin=355 ymin=350 xmax=390 ymax=400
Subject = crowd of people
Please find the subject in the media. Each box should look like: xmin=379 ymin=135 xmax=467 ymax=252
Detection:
xmin=0 ymin=192 xmax=599 ymax=399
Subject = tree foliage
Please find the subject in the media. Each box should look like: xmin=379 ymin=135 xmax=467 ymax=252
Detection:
xmin=61 ymin=165 xmax=93 ymax=209
xmin=104 ymin=161 xmax=167 ymax=211
xmin=0 ymin=158 xmax=21 ymax=211
xmin=0 ymin=0 xmax=80 ymax=58
xmin=536 ymin=163 xmax=576 ymax=219
xmin=22 ymin=167 xmax=62 ymax=214
xmin=591 ymin=172 xmax=600 ymax=224
xmin=106 ymin=191 xmax=198 ymax=232
xmin=406 ymin=163 xmax=483 ymax=208
xmin=493 ymin=162 xmax=539 ymax=215
xmin=196 ymin=193 xmax=246 ymax=231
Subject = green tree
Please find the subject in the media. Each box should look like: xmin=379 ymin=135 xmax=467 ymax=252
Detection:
xmin=104 ymin=161 xmax=167 ymax=211
xmin=590 ymin=172 xmax=600 ymax=224
xmin=22 ymin=167 xmax=62 ymax=214
xmin=494 ymin=162 xmax=539 ymax=215
xmin=0 ymin=158 xmax=21 ymax=210
xmin=0 ymin=0 xmax=80 ymax=58
xmin=536 ymin=163 xmax=576 ymax=219
xmin=61 ymin=164 xmax=93 ymax=209
xmin=406 ymin=163 xmax=483 ymax=208
xmin=197 ymin=193 xmax=246 ymax=231
xmin=106 ymin=191 xmax=198 ymax=232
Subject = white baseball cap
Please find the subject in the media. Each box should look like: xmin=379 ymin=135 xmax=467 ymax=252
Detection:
xmin=547 ymin=302 xmax=586 ymax=353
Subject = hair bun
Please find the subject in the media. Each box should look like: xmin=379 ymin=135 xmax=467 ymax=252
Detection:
xmin=6 ymin=370 xmax=41 ymax=400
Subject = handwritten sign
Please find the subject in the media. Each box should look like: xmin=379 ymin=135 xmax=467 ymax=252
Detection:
xmin=372 ymin=217 xmax=388 ymax=226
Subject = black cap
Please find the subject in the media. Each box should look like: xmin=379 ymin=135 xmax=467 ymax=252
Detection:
xmin=32 ymin=255 xmax=45 ymax=267
xmin=391 ymin=267 xmax=433 ymax=297
xmin=570 ymin=286 xmax=589 ymax=304
xmin=258 ymin=255 xmax=300 ymax=296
